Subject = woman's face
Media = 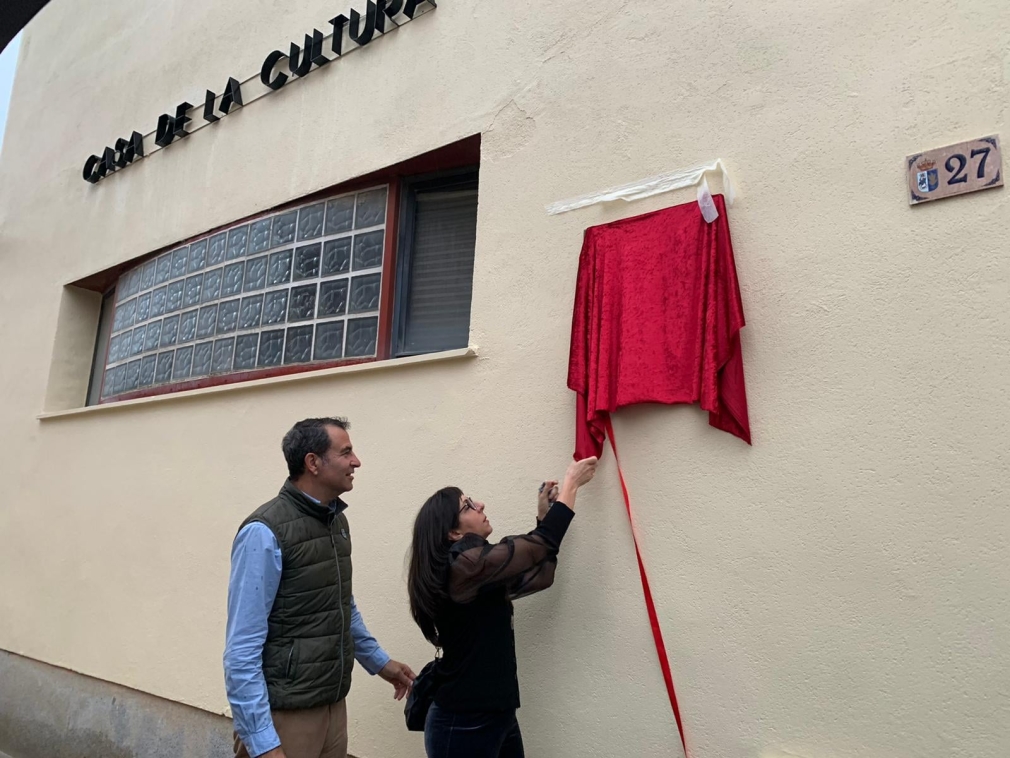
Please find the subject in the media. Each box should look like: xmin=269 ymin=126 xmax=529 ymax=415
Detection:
xmin=454 ymin=494 xmax=492 ymax=540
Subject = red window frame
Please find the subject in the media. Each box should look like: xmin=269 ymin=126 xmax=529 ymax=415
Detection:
xmin=85 ymin=135 xmax=480 ymax=404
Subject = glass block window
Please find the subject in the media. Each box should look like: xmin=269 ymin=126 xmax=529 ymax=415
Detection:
xmin=86 ymin=143 xmax=482 ymax=407
xmin=99 ymin=187 xmax=388 ymax=401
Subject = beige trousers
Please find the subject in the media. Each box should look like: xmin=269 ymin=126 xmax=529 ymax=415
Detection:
xmin=235 ymin=699 xmax=348 ymax=758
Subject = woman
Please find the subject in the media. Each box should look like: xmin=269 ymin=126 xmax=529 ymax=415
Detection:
xmin=407 ymin=456 xmax=599 ymax=757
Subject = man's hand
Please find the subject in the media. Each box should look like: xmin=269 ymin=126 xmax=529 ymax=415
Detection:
xmin=378 ymin=659 xmax=416 ymax=700
xmin=258 ymin=748 xmax=286 ymax=758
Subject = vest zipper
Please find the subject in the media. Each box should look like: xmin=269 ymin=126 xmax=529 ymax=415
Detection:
xmin=330 ymin=525 xmax=346 ymax=697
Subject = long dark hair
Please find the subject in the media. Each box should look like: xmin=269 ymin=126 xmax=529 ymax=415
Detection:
xmin=408 ymin=486 xmax=463 ymax=646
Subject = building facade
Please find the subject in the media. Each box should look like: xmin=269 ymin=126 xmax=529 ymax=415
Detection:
xmin=1 ymin=1 xmax=1008 ymax=757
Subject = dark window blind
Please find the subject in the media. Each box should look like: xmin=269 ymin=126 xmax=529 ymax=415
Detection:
xmin=400 ymin=188 xmax=478 ymax=355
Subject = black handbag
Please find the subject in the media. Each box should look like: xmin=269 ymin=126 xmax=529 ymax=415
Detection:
xmin=404 ymin=654 xmax=442 ymax=731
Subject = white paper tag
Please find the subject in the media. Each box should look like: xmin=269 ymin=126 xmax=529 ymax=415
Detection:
xmin=697 ymin=177 xmax=719 ymax=223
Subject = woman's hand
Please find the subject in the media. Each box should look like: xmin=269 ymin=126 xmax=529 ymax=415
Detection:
xmin=537 ymin=480 xmax=559 ymax=521
xmin=565 ymin=457 xmax=599 ymax=488
xmin=557 ymin=457 xmax=599 ymax=510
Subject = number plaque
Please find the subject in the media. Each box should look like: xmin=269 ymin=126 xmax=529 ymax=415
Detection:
xmin=907 ymin=135 xmax=1003 ymax=205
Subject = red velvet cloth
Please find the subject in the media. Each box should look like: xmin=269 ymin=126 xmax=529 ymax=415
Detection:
xmin=568 ymin=195 xmax=751 ymax=459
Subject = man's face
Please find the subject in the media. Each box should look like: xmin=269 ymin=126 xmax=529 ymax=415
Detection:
xmin=311 ymin=426 xmax=361 ymax=496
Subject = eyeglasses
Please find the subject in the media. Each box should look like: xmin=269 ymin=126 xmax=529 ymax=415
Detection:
xmin=459 ymin=496 xmax=478 ymax=515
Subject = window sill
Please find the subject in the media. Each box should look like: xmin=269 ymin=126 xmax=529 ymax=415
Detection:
xmin=38 ymin=347 xmax=477 ymax=421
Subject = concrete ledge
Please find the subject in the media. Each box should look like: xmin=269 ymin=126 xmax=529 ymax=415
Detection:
xmin=38 ymin=346 xmax=478 ymax=419
xmin=0 ymin=650 xmax=232 ymax=758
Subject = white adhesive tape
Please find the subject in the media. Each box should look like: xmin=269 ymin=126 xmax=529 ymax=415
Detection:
xmin=546 ymin=159 xmax=735 ymax=216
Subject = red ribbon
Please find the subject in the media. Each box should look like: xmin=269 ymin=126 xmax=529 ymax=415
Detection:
xmin=604 ymin=415 xmax=687 ymax=756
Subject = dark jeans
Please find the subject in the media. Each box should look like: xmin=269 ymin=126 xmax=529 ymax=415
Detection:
xmin=424 ymin=703 xmax=525 ymax=758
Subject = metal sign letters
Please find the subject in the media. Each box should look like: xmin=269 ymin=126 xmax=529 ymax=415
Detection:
xmin=83 ymin=0 xmax=436 ymax=184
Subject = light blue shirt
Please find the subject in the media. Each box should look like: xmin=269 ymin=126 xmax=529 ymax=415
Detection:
xmin=223 ymin=504 xmax=390 ymax=758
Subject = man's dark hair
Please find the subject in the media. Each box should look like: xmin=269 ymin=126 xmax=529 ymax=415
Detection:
xmin=282 ymin=417 xmax=350 ymax=478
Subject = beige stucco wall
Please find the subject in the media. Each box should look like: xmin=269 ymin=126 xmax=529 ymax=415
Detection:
xmin=1 ymin=1 xmax=1008 ymax=757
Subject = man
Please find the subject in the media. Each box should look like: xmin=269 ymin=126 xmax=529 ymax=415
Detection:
xmin=224 ymin=417 xmax=416 ymax=758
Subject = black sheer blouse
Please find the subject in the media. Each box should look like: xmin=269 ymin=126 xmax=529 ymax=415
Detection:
xmin=432 ymin=502 xmax=575 ymax=712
